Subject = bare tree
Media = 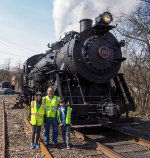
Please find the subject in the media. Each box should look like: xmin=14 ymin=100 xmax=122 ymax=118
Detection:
xmin=11 ymin=61 xmax=23 ymax=92
xmin=117 ymin=1 xmax=150 ymax=115
xmin=0 ymin=58 xmax=11 ymax=82
xmin=12 ymin=61 xmax=22 ymax=73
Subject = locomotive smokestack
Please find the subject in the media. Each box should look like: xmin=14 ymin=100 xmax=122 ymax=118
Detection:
xmin=79 ymin=19 xmax=93 ymax=32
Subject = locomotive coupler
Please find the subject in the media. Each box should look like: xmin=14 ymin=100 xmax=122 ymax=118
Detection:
xmin=102 ymin=102 xmax=118 ymax=116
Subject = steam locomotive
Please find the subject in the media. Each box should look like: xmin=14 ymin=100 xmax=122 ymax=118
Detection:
xmin=22 ymin=12 xmax=135 ymax=124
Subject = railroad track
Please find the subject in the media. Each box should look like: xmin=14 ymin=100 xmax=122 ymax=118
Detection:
xmin=2 ymin=95 xmax=150 ymax=158
xmin=1 ymin=96 xmax=106 ymax=158
xmin=0 ymin=101 xmax=5 ymax=158
xmin=0 ymin=96 xmax=43 ymax=158
xmin=24 ymin=116 xmax=53 ymax=158
xmin=73 ymin=126 xmax=150 ymax=158
xmin=0 ymin=95 xmax=53 ymax=158
xmin=0 ymin=103 xmax=2 ymax=158
xmin=24 ymin=116 xmax=105 ymax=158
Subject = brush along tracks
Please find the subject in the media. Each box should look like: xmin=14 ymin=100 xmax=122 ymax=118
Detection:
xmin=73 ymin=126 xmax=150 ymax=158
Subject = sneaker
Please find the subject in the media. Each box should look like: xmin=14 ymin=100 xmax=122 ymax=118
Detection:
xmin=66 ymin=145 xmax=71 ymax=150
xmin=61 ymin=143 xmax=66 ymax=149
xmin=53 ymin=143 xmax=58 ymax=148
xmin=30 ymin=143 xmax=35 ymax=149
xmin=36 ymin=144 xmax=40 ymax=149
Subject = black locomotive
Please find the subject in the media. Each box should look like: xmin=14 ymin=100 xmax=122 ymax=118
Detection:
xmin=23 ymin=12 xmax=135 ymax=124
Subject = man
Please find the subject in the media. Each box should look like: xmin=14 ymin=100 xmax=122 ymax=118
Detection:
xmin=43 ymin=86 xmax=60 ymax=146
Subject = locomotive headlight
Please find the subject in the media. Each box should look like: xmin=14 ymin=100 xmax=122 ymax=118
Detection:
xmin=102 ymin=12 xmax=113 ymax=24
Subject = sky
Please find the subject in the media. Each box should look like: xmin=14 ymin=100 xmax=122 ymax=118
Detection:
xmin=0 ymin=0 xmax=55 ymax=67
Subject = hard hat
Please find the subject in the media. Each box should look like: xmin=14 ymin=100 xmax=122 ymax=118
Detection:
xmin=36 ymin=91 xmax=42 ymax=96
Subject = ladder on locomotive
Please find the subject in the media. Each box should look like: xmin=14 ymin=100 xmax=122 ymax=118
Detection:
xmin=113 ymin=73 xmax=135 ymax=112
xmin=60 ymin=73 xmax=73 ymax=103
xmin=74 ymin=74 xmax=85 ymax=104
xmin=59 ymin=73 xmax=85 ymax=104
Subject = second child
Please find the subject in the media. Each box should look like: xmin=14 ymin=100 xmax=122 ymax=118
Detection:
xmin=57 ymin=99 xmax=72 ymax=149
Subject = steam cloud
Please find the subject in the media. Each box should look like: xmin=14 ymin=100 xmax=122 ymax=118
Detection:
xmin=52 ymin=0 xmax=140 ymax=38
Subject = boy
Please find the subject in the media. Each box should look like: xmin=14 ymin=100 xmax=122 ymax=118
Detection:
xmin=57 ymin=99 xmax=72 ymax=149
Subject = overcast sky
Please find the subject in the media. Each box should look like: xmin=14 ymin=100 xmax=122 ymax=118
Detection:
xmin=0 ymin=0 xmax=55 ymax=67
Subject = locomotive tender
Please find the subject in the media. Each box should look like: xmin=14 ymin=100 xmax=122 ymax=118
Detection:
xmin=23 ymin=12 xmax=135 ymax=124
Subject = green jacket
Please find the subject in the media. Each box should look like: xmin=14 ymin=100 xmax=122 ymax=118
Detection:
xmin=57 ymin=106 xmax=72 ymax=125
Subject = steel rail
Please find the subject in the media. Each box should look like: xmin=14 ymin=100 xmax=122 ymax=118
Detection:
xmin=73 ymin=125 xmax=150 ymax=158
xmin=2 ymin=100 xmax=6 ymax=158
xmin=73 ymin=130 xmax=125 ymax=158
xmin=104 ymin=126 xmax=150 ymax=148
xmin=24 ymin=116 xmax=53 ymax=158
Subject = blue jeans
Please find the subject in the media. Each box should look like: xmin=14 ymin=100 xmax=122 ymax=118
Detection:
xmin=31 ymin=125 xmax=41 ymax=144
xmin=44 ymin=118 xmax=58 ymax=145
xmin=61 ymin=124 xmax=70 ymax=146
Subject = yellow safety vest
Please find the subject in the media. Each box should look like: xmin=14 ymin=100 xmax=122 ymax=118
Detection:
xmin=57 ymin=106 xmax=72 ymax=124
xmin=30 ymin=101 xmax=45 ymax=126
xmin=43 ymin=95 xmax=60 ymax=118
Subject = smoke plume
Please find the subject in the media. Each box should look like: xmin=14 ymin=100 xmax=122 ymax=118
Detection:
xmin=52 ymin=0 xmax=140 ymax=38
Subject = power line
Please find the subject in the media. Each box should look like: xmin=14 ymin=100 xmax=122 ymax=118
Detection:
xmin=0 ymin=39 xmax=42 ymax=54
xmin=0 ymin=41 xmax=33 ymax=54
xmin=0 ymin=50 xmax=28 ymax=58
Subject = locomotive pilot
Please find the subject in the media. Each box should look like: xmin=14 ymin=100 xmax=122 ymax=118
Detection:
xmin=30 ymin=91 xmax=45 ymax=149
xmin=43 ymin=86 xmax=60 ymax=147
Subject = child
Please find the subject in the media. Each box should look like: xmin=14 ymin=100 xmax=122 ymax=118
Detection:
xmin=57 ymin=99 xmax=72 ymax=149
xmin=30 ymin=91 xmax=45 ymax=149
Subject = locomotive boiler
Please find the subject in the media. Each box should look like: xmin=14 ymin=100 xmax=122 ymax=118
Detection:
xmin=23 ymin=12 xmax=135 ymax=124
